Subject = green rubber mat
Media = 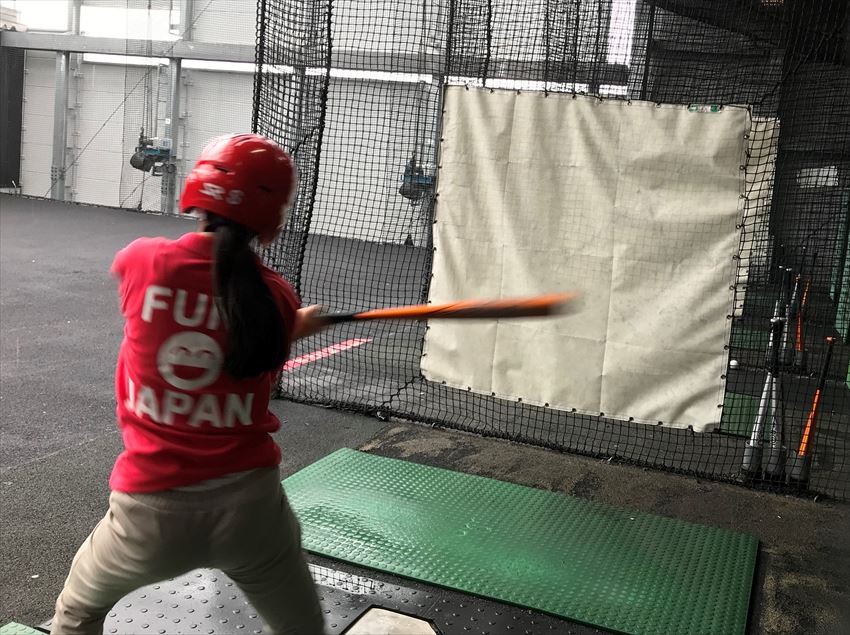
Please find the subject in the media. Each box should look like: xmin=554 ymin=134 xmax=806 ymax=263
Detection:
xmin=284 ymin=449 xmax=758 ymax=635
xmin=719 ymin=392 xmax=760 ymax=437
xmin=0 ymin=624 xmax=44 ymax=635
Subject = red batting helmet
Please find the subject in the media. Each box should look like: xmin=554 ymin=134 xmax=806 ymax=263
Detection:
xmin=180 ymin=133 xmax=297 ymax=243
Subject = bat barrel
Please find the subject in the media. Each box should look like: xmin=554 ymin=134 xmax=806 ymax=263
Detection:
xmin=743 ymin=317 xmax=784 ymax=476
xmin=765 ymin=373 xmax=786 ymax=478
xmin=788 ymin=337 xmax=837 ymax=484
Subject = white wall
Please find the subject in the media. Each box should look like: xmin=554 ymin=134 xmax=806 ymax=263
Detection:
xmin=15 ymin=0 xmax=440 ymax=244
xmin=72 ymin=61 xmax=129 ymax=206
xmin=310 ymin=76 xmax=438 ymax=244
xmin=19 ymin=55 xmax=436 ymax=244
xmin=180 ymin=68 xmax=255 ymax=190
xmin=333 ymin=0 xmax=444 ymax=54
xmin=20 ymin=51 xmax=55 ymax=197
xmin=190 ymin=1 xmax=256 ymax=47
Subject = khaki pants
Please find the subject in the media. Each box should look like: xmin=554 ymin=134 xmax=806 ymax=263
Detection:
xmin=52 ymin=468 xmax=324 ymax=635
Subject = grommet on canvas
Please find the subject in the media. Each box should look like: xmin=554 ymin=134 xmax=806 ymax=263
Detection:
xmin=628 ymin=417 xmax=634 ymax=422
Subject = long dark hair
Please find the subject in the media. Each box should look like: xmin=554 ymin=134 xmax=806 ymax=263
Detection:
xmin=207 ymin=213 xmax=287 ymax=378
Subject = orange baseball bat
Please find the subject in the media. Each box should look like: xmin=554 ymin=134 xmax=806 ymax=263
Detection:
xmin=797 ymin=337 xmax=835 ymax=457
xmin=794 ymin=279 xmax=810 ymax=370
xmin=318 ymin=292 xmax=579 ymax=324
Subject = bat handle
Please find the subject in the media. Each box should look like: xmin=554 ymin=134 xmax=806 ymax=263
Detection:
xmin=317 ymin=312 xmax=356 ymax=325
xmin=765 ymin=372 xmax=786 ymax=478
xmin=767 ymin=317 xmax=783 ymax=373
xmin=815 ymin=337 xmax=836 ymax=389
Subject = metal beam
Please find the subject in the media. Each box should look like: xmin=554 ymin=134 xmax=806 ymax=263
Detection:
xmin=181 ymin=0 xmax=195 ymax=41
xmin=163 ymin=59 xmax=182 ymax=214
xmin=68 ymin=0 xmax=82 ymax=35
xmin=0 ymin=31 xmax=254 ymax=63
xmin=0 ymin=31 xmax=629 ymax=85
xmin=50 ymin=51 xmax=69 ymax=201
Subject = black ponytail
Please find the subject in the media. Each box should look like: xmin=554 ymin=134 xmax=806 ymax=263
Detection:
xmin=209 ymin=215 xmax=288 ymax=378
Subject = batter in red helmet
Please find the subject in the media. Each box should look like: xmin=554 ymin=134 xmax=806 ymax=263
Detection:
xmin=52 ymin=134 xmax=328 ymax=635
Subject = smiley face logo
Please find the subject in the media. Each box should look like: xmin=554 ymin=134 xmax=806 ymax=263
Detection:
xmin=157 ymin=332 xmax=223 ymax=391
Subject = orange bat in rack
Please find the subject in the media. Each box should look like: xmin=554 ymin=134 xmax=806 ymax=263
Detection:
xmin=318 ymin=292 xmax=579 ymax=324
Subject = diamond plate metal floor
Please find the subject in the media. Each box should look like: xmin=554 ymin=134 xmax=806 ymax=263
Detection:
xmin=32 ymin=560 xmax=596 ymax=635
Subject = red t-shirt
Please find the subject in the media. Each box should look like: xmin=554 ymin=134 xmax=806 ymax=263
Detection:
xmin=108 ymin=232 xmax=300 ymax=493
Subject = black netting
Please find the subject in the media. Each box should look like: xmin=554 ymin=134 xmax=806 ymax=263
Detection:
xmin=254 ymin=0 xmax=850 ymax=501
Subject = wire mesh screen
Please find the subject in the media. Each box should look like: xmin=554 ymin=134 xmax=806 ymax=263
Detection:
xmin=255 ymin=0 xmax=850 ymax=500
xmin=256 ymin=0 xmax=848 ymax=500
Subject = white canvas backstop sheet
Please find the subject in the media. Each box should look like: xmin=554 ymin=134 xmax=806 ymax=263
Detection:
xmin=422 ymin=88 xmax=749 ymax=431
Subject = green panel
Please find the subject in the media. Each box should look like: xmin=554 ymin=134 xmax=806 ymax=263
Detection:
xmin=740 ymin=288 xmax=778 ymax=315
xmin=832 ymin=193 xmax=849 ymax=341
xmin=719 ymin=392 xmax=760 ymax=437
xmin=0 ymin=624 xmax=44 ymax=635
xmin=835 ymin=230 xmax=849 ymax=343
xmin=284 ymin=449 xmax=758 ymax=635
xmin=730 ymin=327 xmax=769 ymax=351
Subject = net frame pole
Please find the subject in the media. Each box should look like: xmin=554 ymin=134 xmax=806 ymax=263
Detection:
xmin=251 ymin=0 xmax=267 ymax=133
xmin=181 ymin=0 xmax=195 ymax=41
xmin=639 ymin=2 xmax=656 ymax=101
xmin=163 ymin=57 xmax=182 ymax=214
xmin=50 ymin=50 xmax=69 ymax=201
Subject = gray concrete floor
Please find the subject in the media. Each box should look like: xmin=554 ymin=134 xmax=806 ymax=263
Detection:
xmin=2 ymin=196 xmax=849 ymax=634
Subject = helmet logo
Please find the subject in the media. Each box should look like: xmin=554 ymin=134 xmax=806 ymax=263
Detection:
xmin=199 ymin=182 xmax=244 ymax=205
xmin=200 ymin=183 xmax=226 ymax=200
